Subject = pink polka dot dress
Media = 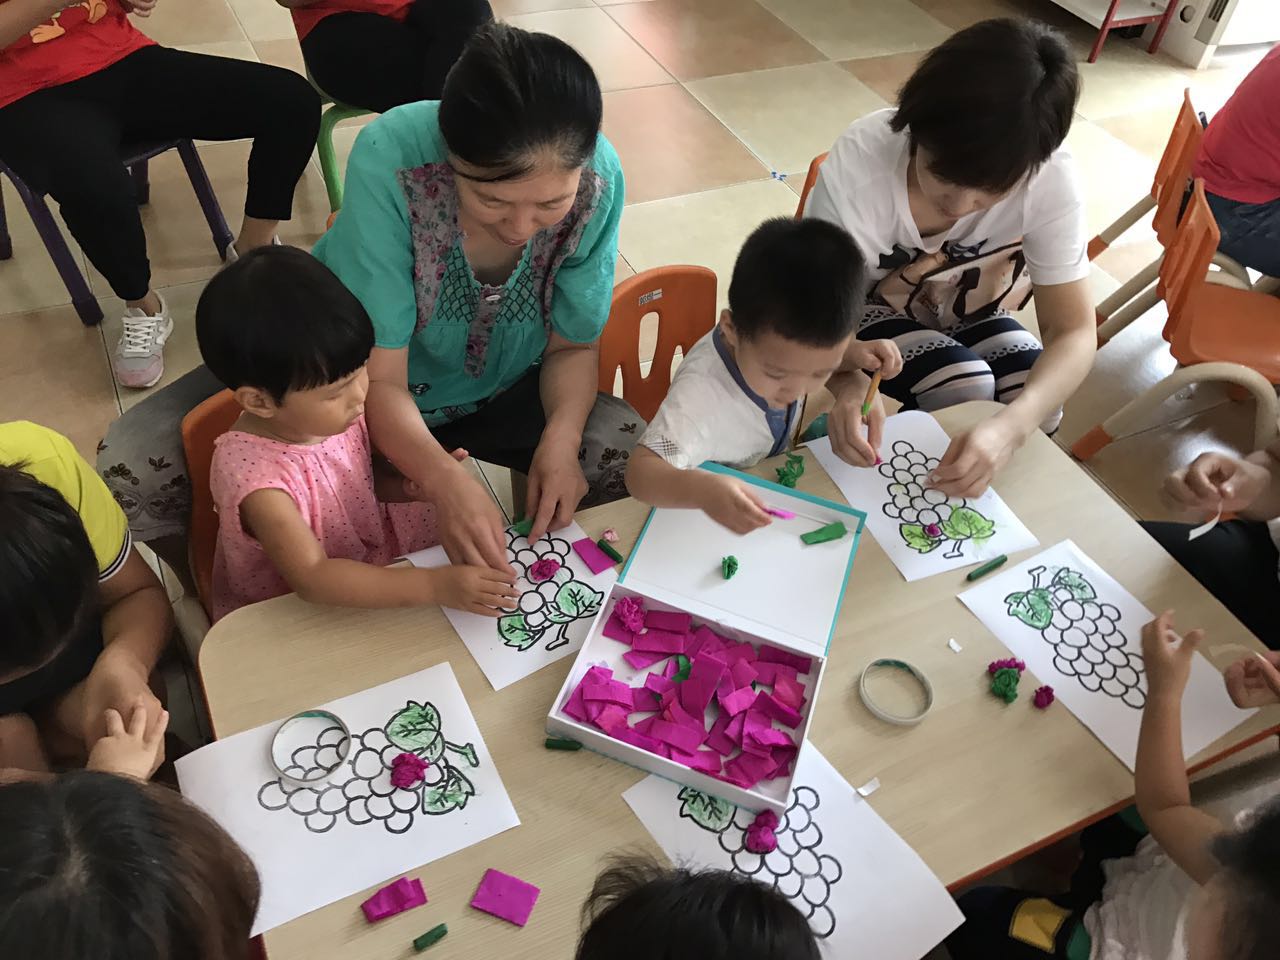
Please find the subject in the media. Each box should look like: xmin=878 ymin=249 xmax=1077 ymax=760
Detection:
xmin=209 ymin=415 xmax=438 ymax=622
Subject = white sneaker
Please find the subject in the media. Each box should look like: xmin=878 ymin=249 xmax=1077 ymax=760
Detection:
xmin=224 ymin=236 xmax=282 ymax=263
xmin=114 ymin=294 xmax=173 ymax=389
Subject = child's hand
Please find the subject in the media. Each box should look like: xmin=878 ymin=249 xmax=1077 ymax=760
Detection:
xmin=849 ymin=339 xmax=903 ymax=380
xmin=1224 ymin=651 xmax=1280 ymax=708
xmin=1164 ymin=452 xmax=1269 ymax=515
xmin=829 ymin=378 xmax=883 ymax=467
xmin=1140 ymin=610 xmax=1204 ymax=700
xmin=698 ymin=474 xmax=771 ymax=534
xmin=86 ymin=698 xmax=169 ymax=780
xmin=425 ymin=565 xmax=519 ymax=617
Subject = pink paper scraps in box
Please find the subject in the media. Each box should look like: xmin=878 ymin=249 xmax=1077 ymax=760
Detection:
xmin=572 ymin=538 xmax=617 ymax=575
xmin=471 ymin=868 xmax=540 ymax=927
xmin=361 ymin=876 xmax=427 ymax=923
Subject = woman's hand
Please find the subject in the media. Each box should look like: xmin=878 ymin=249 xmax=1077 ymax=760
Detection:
xmin=120 ymin=0 xmax=159 ymax=16
xmin=1163 ymin=452 xmax=1270 ymax=516
xmin=87 ymin=698 xmax=169 ymax=780
xmin=525 ymin=431 xmax=588 ymax=543
xmin=1224 ymin=651 xmax=1280 ymax=708
xmin=435 ymin=463 xmax=515 ymax=576
xmin=828 ymin=376 xmax=884 ymax=467
xmin=929 ymin=413 xmax=1027 ymax=498
xmin=80 ymin=646 xmax=162 ymax=749
xmin=847 ymin=338 xmax=904 ymax=380
xmin=1140 ymin=611 xmax=1204 ymax=701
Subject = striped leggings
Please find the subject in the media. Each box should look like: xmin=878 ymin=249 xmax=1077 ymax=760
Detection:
xmin=859 ymin=303 xmax=1061 ymax=433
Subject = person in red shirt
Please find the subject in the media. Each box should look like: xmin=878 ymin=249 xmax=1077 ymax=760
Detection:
xmin=1194 ymin=46 xmax=1280 ymax=279
xmin=279 ymin=0 xmax=492 ymax=113
xmin=0 ymin=0 xmax=320 ymax=389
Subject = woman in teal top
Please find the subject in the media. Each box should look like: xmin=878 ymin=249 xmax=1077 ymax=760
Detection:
xmin=97 ymin=23 xmax=642 ymax=583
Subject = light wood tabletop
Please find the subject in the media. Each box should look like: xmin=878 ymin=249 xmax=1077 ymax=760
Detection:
xmin=200 ymin=401 xmax=1280 ymax=960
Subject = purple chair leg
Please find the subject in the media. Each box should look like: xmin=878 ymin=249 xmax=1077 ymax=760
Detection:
xmin=0 ymin=184 xmax=11 ymax=261
xmin=8 ymin=174 xmax=103 ymax=326
xmin=130 ymin=158 xmax=150 ymax=206
xmin=176 ymin=139 xmax=234 ymax=259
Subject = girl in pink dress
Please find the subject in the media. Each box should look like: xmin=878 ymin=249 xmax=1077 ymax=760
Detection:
xmin=198 ymin=246 xmax=518 ymax=622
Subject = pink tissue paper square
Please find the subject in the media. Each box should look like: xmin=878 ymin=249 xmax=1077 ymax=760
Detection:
xmin=623 ymin=649 xmax=669 ymax=671
xmin=757 ymin=644 xmax=813 ymax=674
xmin=602 ymin=613 xmax=633 ymax=645
xmin=571 ymin=538 xmax=617 ymax=575
xmin=361 ymin=876 xmax=427 ymax=923
xmin=645 ymin=610 xmax=693 ymax=633
xmin=471 ymin=869 xmax=541 ymax=927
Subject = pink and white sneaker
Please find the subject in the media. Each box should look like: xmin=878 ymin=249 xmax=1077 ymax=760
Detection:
xmin=114 ymin=294 xmax=173 ymax=389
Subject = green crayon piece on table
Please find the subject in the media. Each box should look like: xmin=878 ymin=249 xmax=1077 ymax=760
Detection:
xmin=965 ymin=554 xmax=1008 ymax=582
xmin=544 ymin=737 xmax=582 ymax=751
xmin=413 ymin=923 xmax=448 ymax=952
xmin=512 ymin=516 xmax=534 ymax=538
xmin=800 ymin=521 xmax=847 ymax=545
xmin=596 ymin=538 xmax=624 ymax=563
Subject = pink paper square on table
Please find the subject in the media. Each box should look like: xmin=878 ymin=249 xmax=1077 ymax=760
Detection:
xmin=572 ymin=538 xmax=617 ymax=574
xmin=471 ymin=869 xmax=541 ymax=927
xmin=361 ymin=876 xmax=427 ymax=922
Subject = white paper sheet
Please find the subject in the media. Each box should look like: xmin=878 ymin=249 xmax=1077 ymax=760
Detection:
xmin=808 ymin=410 xmax=1038 ymax=581
xmin=959 ymin=540 xmax=1255 ymax=770
xmin=175 ymin=664 xmax=519 ymax=935
xmin=406 ymin=521 xmax=616 ymax=689
xmin=623 ymin=747 xmax=963 ymax=959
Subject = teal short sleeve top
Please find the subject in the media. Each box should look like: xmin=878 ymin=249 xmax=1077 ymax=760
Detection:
xmin=313 ymin=101 xmax=625 ymax=425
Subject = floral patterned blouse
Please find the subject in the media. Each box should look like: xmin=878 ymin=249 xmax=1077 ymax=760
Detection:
xmin=313 ymin=101 xmax=625 ymax=426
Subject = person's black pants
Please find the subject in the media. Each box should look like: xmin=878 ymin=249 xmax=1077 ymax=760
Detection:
xmin=0 ymin=46 xmax=320 ymax=301
xmin=301 ymin=0 xmax=493 ymax=114
xmin=1142 ymin=519 xmax=1280 ymax=650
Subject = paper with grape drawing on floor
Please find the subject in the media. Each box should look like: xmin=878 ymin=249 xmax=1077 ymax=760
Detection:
xmin=175 ymin=663 xmax=519 ymax=935
xmin=406 ymin=521 xmax=615 ymax=690
xmin=808 ymin=410 xmax=1037 ymax=581
xmin=624 ymin=746 xmax=962 ymax=959
xmin=960 ymin=539 xmax=1254 ymax=770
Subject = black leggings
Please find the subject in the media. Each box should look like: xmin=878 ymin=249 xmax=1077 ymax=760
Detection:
xmin=1141 ymin=519 xmax=1280 ymax=650
xmin=0 ymin=45 xmax=319 ymax=301
xmin=301 ymin=0 xmax=493 ymax=114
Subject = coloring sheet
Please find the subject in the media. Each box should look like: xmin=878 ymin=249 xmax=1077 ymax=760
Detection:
xmin=176 ymin=664 xmax=519 ymax=935
xmin=808 ymin=410 xmax=1038 ymax=581
xmin=959 ymin=540 xmax=1255 ymax=770
xmin=406 ymin=521 xmax=616 ymax=690
xmin=623 ymin=747 xmax=963 ymax=959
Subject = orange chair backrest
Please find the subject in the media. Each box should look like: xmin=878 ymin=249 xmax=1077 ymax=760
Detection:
xmin=598 ymin=266 xmax=717 ymax=422
xmin=1159 ymin=179 xmax=1220 ymax=342
xmin=795 ymin=153 xmax=828 ymax=219
xmin=180 ymin=388 xmax=240 ymax=616
xmin=1151 ymin=90 xmax=1204 ymax=246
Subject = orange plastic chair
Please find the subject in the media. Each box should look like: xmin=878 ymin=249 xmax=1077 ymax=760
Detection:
xmin=599 ymin=266 xmax=717 ymax=422
xmin=180 ymin=388 xmax=240 ymax=616
xmin=794 ymin=153 xmax=828 ymax=219
xmin=1072 ymin=180 xmax=1279 ymax=461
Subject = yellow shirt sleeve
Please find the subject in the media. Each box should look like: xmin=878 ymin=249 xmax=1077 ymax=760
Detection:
xmin=0 ymin=421 xmax=131 ymax=580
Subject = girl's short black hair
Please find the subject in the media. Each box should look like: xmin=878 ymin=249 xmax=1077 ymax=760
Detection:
xmin=0 ymin=771 xmax=261 ymax=960
xmin=576 ymin=854 xmax=821 ymax=960
xmin=1211 ymin=797 xmax=1280 ymax=960
xmin=728 ymin=217 xmax=867 ymax=347
xmin=0 ymin=462 xmax=99 ymax=672
xmin=196 ymin=245 xmax=374 ymax=404
xmin=891 ymin=18 xmax=1079 ymax=192
xmin=439 ymin=22 xmax=603 ymax=182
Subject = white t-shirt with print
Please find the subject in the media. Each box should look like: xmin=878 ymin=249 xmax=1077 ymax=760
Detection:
xmin=805 ymin=109 xmax=1089 ymax=330
xmin=638 ymin=327 xmax=799 ymax=471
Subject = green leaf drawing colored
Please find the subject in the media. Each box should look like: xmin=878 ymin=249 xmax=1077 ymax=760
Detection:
xmin=901 ymin=523 xmax=941 ymax=553
xmin=1051 ymin=567 xmax=1096 ymax=601
xmin=386 ymin=701 xmax=442 ymax=754
xmin=445 ymin=740 xmax=479 ymax=767
xmin=422 ymin=765 xmax=476 ymax=815
xmin=1005 ymin=588 xmax=1054 ymax=630
xmin=498 ymin=613 xmax=539 ymax=651
xmin=940 ymin=505 xmax=996 ymax=543
xmin=677 ymin=786 xmax=734 ymax=832
xmin=553 ymin=580 xmax=604 ymax=620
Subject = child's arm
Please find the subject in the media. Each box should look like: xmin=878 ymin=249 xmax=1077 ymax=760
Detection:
xmin=240 ymin=489 xmax=518 ymax=614
xmin=1164 ymin=440 xmax=1280 ymax=521
xmin=625 ymin=446 xmax=771 ymax=535
xmin=1135 ymin=611 xmax=1224 ymax=885
xmin=823 ymin=368 xmax=884 ymax=467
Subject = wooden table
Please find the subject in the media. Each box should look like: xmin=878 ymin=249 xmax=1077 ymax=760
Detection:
xmin=201 ymin=401 xmax=1280 ymax=960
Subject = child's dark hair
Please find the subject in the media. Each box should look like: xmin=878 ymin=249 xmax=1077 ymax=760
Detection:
xmin=575 ymin=854 xmax=821 ymax=960
xmin=728 ymin=217 xmax=866 ymax=347
xmin=0 ymin=462 xmax=99 ymax=671
xmin=440 ymin=22 xmax=602 ymax=182
xmin=0 ymin=771 xmax=261 ymax=960
xmin=1211 ymin=797 xmax=1280 ymax=960
xmin=196 ymin=245 xmax=374 ymax=404
xmin=891 ymin=18 xmax=1078 ymax=192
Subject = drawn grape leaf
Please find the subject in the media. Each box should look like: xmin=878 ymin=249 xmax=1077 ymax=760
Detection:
xmin=1051 ymin=567 xmax=1096 ymax=601
xmin=1005 ymin=588 xmax=1054 ymax=630
xmin=677 ymin=786 xmax=735 ymax=831
xmin=553 ymin=580 xmax=604 ymax=621
xmin=498 ymin=613 xmax=539 ymax=651
xmin=941 ymin=506 xmax=996 ymax=543
xmin=445 ymin=740 xmax=479 ymax=767
xmin=422 ymin=765 xmax=476 ymax=815
xmin=901 ymin=524 xmax=941 ymax=553
xmin=386 ymin=701 xmax=442 ymax=753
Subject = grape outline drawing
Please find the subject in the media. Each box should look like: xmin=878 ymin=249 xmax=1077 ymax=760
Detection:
xmin=879 ymin=440 xmax=996 ymax=559
xmin=257 ymin=700 xmax=482 ymax=834
xmin=1004 ymin=565 xmax=1147 ymax=709
xmin=677 ymin=786 xmax=843 ymax=939
xmin=497 ymin=529 xmax=605 ymax=653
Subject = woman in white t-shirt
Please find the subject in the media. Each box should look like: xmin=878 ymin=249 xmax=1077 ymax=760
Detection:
xmin=806 ymin=18 xmax=1096 ymax=498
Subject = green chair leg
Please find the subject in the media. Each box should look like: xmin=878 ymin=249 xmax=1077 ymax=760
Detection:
xmin=317 ymin=105 xmax=346 ymax=213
